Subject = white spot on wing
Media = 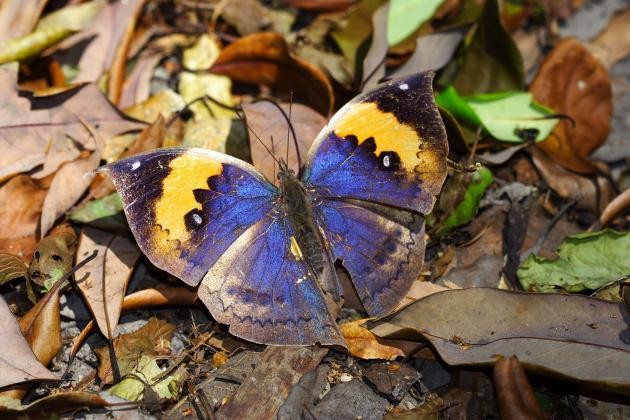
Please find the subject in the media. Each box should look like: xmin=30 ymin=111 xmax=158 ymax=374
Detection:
xmin=192 ymin=213 xmax=202 ymax=225
xmin=399 ymin=83 xmax=409 ymax=90
xmin=131 ymin=161 xmax=141 ymax=170
xmin=382 ymin=155 xmax=390 ymax=167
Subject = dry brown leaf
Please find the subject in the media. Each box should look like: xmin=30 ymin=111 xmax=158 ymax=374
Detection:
xmin=586 ymin=7 xmax=630 ymax=70
xmin=70 ymin=287 xmax=199 ymax=360
xmin=493 ymin=356 xmax=545 ymax=420
xmin=395 ymin=281 xmax=459 ymax=310
xmin=242 ymin=101 xmax=326 ymax=183
xmin=341 ymin=319 xmax=419 ymax=360
xmin=0 ymin=174 xmax=50 ymax=260
xmin=281 ymin=0 xmax=354 ymax=11
xmin=0 ymin=391 xmax=112 ymax=416
xmin=211 ymin=32 xmax=334 ymax=116
xmin=40 ymin=150 xmax=101 ymax=236
xmin=95 ymin=317 xmax=175 ymax=384
xmin=0 ymin=0 xmax=47 ymax=44
xmin=0 ymin=253 xmax=28 ymax=286
xmin=361 ymin=2 xmax=388 ymax=91
xmin=75 ymin=227 xmax=141 ymax=339
xmin=530 ymin=38 xmax=612 ymax=173
xmin=0 ymin=295 xmax=56 ymax=389
xmin=531 ymin=148 xmax=612 ymax=213
xmin=599 ymin=188 xmax=630 ymax=227
xmin=0 ymin=64 xmax=144 ymax=181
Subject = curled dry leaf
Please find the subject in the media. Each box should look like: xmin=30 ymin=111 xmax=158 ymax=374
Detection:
xmin=0 ymin=391 xmax=112 ymax=416
xmin=599 ymin=188 xmax=630 ymax=227
xmin=75 ymin=227 xmax=141 ymax=339
xmin=0 ymin=254 xmax=28 ymax=286
xmin=40 ymin=149 xmax=101 ymax=236
xmin=210 ymin=32 xmax=334 ymax=116
xmin=530 ymin=38 xmax=612 ymax=173
xmin=586 ymin=8 xmax=630 ymax=70
xmin=0 ymin=64 xmax=145 ymax=181
xmin=531 ymin=148 xmax=612 ymax=213
xmin=70 ymin=287 xmax=199 ymax=360
xmin=0 ymin=295 xmax=56 ymax=389
xmin=0 ymin=174 xmax=50 ymax=259
xmin=493 ymin=356 xmax=545 ymax=420
xmin=370 ymin=288 xmax=630 ymax=395
xmin=341 ymin=319 xmax=418 ymax=360
xmin=28 ymin=224 xmax=77 ymax=290
xmin=242 ymin=101 xmax=326 ymax=183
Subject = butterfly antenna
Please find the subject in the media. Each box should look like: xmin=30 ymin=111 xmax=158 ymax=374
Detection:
xmin=251 ymin=98 xmax=301 ymax=173
xmin=271 ymin=134 xmax=276 ymax=181
xmin=286 ymin=91 xmax=293 ymax=166
xmin=235 ymin=107 xmax=282 ymax=168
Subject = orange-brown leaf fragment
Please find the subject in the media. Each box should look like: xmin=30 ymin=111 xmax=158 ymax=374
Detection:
xmin=341 ymin=319 xmax=418 ymax=360
xmin=530 ymin=38 xmax=612 ymax=173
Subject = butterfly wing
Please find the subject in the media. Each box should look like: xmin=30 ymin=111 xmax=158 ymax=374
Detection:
xmin=303 ymin=72 xmax=448 ymax=317
xmin=101 ymin=148 xmax=276 ymax=287
xmin=303 ymin=72 xmax=447 ymax=214
xmin=197 ymin=209 xmax=343 ymax=346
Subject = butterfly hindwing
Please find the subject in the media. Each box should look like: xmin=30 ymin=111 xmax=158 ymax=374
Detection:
xmin=315 ymin=199 xmax=426 ymax=316
xmin=303 ymin=72 xmax=448 ymax=214
xmin=197 ymin=210 xmax=343 ymax=346
xmin=101 ymin=148 xmax=276 ymax=287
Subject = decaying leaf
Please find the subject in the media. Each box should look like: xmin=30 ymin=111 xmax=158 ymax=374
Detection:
xmin=28 ymin=224 xmax=77 ymax=291
xmin=493 ymin=356 xmax=545 ymax=420
xmin=370 ymin=288 xmax=630 ymax=394
xmin=518 ymin=229 xmax=630 ymax=293
xmin=220 ymin=0 xmax=295 ymax=36
xmin=341 ymin=319 xmax=418 ymax=360
xmin=75 ymin=227 xmax=140 ymax=338
xmin=95 ymin=317 xmax=175 ymax=384
xmin=391 ymin=31 xmax=464 ymax=79
xmin=0 ymin=254 xmax=28 ymax=286
xmin=0 ymin=0 xmax=47 ymax=45
xmin=109 ymin=353 xmax=182 ymax=401
xmin=210 ymin=32 xmax=334 ymax=116
xmin=360 ymin=2 xmax=388 ymax=90
xmin=0 ymin=295 xmax=56 ymax=389
xmin=386 ymin=0 xmax=443 ymax=46
xmin=586 ymin=7 xmax=630 ymax=70
xmin=242 ymin=101 xmax=326 ymax=183
xmin=530 ymin=38 xmax=612 ymax=173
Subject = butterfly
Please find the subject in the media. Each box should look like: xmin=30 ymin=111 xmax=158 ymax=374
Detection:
xmin=101 ymin=72 xmax=448 ymax=346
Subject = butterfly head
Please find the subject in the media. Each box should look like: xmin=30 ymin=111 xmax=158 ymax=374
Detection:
xmin=277 ymin=158 xmax=296 ymax=183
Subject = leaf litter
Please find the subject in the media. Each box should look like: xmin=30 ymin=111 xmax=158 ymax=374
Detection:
xmin=0 ymin=0 xmax=630 ymax=418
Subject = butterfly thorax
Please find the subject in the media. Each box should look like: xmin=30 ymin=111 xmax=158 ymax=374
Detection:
xmin=277 ymin=163 xmax=325 ymax=277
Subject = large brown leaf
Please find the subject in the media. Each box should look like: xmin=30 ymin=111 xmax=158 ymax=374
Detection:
xmin=530 ymin=38 xmax=612 ymax=173
xmin=0 ymin=0 xmax=47 ymax=44
xmin=370 ymin=288 xmax=630 ymax=395
xmin=75 ymin=227 xmax=140 ymax=339
xmin=0 ymin=174 xmax=50 ymax=259
xmin=0 ymin=295 xmax=56 ymax=389
xmin=0 ymin=64 xmax=144 ymax=181
xmin=242 ymin=101 xmax=326 ymax=183
xmin=210 ymin=32 xmax=334 ymax=116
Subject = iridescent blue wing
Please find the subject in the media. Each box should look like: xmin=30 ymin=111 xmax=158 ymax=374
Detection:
xmin=101 ymin=148 xmax=276 ymax=287
xmin=303 ymin=73 xmax=448 ymax=317
xmin=197 ymin=210 xmax=343 ymax=346
xmin=303 ymin=73 xmax=447 ymax=214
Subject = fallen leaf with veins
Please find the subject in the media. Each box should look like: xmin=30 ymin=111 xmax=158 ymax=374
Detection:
xmin=75 ymin=227 xmax=141 ymax=339
xmin=0 ymin=64 xmax=144 ymax=181
xmin=0 ymin=295 xmax=56 ymax=389
xmin=530 ymin=38 xmax=612 ymax=173
xmin=370 ymin=288 xmax=630 ymax=395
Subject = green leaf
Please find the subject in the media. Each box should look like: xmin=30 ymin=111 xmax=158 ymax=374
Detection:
xmin=387 ymin=0 xmax=445 ymax=46
xmin=69 ymin=193 xmax=123 ymax=223
xmin=436 ymin=166 xmax=493 ymax=236
xmin=437 ymin=87 xmax=559 ymax=143
xmin=518 ymin=230 xmax=630 ymax=293
xmin=109 ymin=355 xmax=181 ymax=401
xmin=466 ymin=92 xmax=558 ymax=142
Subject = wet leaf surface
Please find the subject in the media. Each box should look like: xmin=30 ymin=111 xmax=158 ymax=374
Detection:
xmin=370 ymin=288 xmax=630 ymax=395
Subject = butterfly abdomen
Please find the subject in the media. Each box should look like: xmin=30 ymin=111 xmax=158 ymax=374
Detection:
xmin=280 ymin=172 xmax=325 ymax=277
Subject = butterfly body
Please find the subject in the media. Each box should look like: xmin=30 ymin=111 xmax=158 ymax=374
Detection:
xmin=102 ymin=72 xmax=448 ymax=346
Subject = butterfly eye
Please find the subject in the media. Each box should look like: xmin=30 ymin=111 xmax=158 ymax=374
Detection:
xmin=378 ymin=151 xmax=401 ymax=171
